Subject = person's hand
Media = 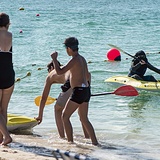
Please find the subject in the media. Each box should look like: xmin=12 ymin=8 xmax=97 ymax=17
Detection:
xmin=35 ymin=116 xmax=42 ymax=124
xmin=51 ymin=51 xmax=58 ymax=60
xmin=140 ymin=60 xmax=146 ymax=65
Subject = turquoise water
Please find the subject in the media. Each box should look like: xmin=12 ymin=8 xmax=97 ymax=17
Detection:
xmin=1 ymin=0 xmax=160 ymax=159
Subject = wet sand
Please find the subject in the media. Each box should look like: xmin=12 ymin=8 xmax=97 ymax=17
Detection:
xmin=0 ymin=133 xmax=57 ymax=160
xmin=0 ymin=131 xmax=95 ymax=160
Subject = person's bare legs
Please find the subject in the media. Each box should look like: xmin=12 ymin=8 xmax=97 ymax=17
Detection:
xmin=0 ymin=86 xmax=14 ymax=144
xmin=0 ymin=114 xmax=12 ymax=145
xmin=54 ymin=104 xmax=65 ymax=138
xmin=1 ymin=86 xmax=14 ymax=122
xmin=82 ymin=123 xmax=90 ymax=139
xmin=62 ymin=100 xmax=79 ymax=143
xmin=78 ymin=108 xmax=89 ymax=139
xmin=55 ymin=102 xmax=89 ymax=139
xmin=78 ymin=102 xmax=98 ymax=145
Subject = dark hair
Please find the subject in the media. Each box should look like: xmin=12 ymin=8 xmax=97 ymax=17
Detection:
xmin=135 ymin=50 xmax=146 ymax=57
xmin=0 ymin=13 xmax=10 ymax=27
xmin=64 ymin=37 xmax=79 ymax=51
xmin=47 ymin=60 xmax=62 ymax=72
xmin=133 ymin=50 xmax=148 ymax=63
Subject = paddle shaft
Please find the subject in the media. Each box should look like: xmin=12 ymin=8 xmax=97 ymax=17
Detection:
xmin=91 ymin=92 xmax=113 ymax=96
xmin=108 ymin=44 xmax=138 ymax=60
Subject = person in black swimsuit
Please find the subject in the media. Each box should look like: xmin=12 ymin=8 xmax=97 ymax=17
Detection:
xmin=128 ymin=50 xmax=160 ymax=82
xmin=0 ymin=52 xmax=15 ymax=89
xmin=0 ymin=12 xmax=14 ymax=145
xmin=51 ymin=37 xmax=99 ymax=145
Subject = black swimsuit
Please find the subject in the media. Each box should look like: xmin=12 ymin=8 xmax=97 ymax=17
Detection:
xmin=61 ymin=79 xmax=71 ymax=92
xmin=61 ymin=79 xmax=91 ymax=104
xmin=70 ymin=86 xmax=91 ymax=104
xmin=0 ymin=52 xmax=15 ymax=89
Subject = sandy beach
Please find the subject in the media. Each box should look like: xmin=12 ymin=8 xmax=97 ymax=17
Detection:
xmin=0 ymin=133 xmax=57 ymax=160
xmin=0 ymin=131 xmax=95 ymax=160
xmin=0 ymin=148 xmax=55 ymax=160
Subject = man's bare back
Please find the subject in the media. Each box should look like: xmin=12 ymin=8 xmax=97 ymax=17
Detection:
xmin=51 ymin=52 xmax=89 ymax=88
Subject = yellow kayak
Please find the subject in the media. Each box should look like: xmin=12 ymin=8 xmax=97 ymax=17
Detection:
xmin=105 ymin=75 xmax=160 ymax=92
xmin=7 ymin=113 xmax=38 ymax=132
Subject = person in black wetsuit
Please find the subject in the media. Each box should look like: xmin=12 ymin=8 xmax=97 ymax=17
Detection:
xmin=128 ymin=50 xmax=160 ymax=82
xmin=0 ymin=12 xmax=14 ymax=145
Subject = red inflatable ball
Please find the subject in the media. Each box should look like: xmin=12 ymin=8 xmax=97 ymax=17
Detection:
xmin=106 ymin=48 xmax=121 ymax=61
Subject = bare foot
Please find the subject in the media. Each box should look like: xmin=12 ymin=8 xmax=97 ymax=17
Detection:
xmin=68 ymin=141 xmax=75 ymax=145
xmin=1 ymin=137 xmax=12 ymax=146
xmin=60 ymin=137 xmax=67 ymax=140
xmin=92 ymin=142 xmax=100 ymax=146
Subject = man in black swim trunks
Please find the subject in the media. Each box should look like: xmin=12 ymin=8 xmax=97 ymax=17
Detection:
xmin=51 ymin=37 xmax=99 ymax=145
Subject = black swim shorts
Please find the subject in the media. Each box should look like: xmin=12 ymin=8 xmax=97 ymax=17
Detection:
xmin=70 ymin=86 xmax=91 ymax=104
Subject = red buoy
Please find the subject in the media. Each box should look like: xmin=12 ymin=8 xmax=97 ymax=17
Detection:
xmin=106 ymin=48 xmax=121 ymax=61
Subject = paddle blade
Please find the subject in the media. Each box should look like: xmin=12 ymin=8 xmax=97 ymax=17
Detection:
xmin=34 ymin=96 xmax=56 ymax=106
xmin=113 ymin=85 xmax=138 ymax=96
